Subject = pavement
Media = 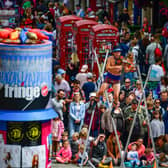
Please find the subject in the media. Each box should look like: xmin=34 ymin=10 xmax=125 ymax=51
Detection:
xmin=52 ymin=161 xmax=120 ymax=168
xmin=52 ymin=162 xmax=90 ymax=168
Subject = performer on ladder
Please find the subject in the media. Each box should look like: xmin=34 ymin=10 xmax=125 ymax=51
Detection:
xmin=97 ymin=46 xmax=135 ymax=108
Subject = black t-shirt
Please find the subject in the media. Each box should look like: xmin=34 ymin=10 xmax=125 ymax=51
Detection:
xmin=119 ymin=13 xmax=130 ymax=25
xmin=92 ymin=141 xmax=107 ymax=159
xmin=160 ymin=100 xmax=168 ymax=111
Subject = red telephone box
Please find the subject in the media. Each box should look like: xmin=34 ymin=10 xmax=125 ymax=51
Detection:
xmin=56 ymin=15 xmax=82 ymax=69
xmin=73 ymin=20 xmax=98 ymax=69
xmin=89 ymin=24 xmax=119 ymax=76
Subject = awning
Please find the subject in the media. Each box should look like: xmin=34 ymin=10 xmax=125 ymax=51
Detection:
xmin=0 ymin=108 xmax=57 ymax=121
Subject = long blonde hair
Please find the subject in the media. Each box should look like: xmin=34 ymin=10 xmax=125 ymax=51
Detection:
xmin=71 ymin=52 xmax=79 ymax=65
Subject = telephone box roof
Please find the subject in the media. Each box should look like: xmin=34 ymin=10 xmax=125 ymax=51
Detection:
xmin=58 ymin=15 xmax=82 ymax=23
xmin=75 ymin=20 xmax=98 ymax=27
xmin=91 ymin=24 xmax=118 ymax=33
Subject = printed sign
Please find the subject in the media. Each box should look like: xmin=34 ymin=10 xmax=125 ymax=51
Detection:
xmin=0 ymin=42 xmax=52 ymax=110
xmin=7 ymin=122 xmax=41 ymax=146
xmin=22 ymin=145 xmax=46 ymax=168
xmin=0 ymin=144 xmax=21 ymax=168
xmin=7 ymin=122 xmax=24 ymax=145
xmin=24 ymin=122 xmax=41 ymax=146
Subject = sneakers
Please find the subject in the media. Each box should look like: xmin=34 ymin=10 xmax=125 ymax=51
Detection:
xmin=98 ymin=163 xmax=109 ymax=168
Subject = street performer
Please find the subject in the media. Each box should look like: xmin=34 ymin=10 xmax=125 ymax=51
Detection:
xmin=97 ymin=46 xmax=135 ymax=108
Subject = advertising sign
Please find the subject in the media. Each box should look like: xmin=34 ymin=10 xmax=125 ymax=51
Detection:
xmin=7 ymin=122 xmax=41 ymax=146
xmin=0 ymin=42 xmax=52 ymax=110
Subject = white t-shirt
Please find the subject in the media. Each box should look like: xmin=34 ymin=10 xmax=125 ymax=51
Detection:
xmin=54 ymin=79 xmax=71 ymax=95
xmin=149 ymin=64 xmax=164 ymax=81
xmin=76 ymin=73 xmax=87 ymax=88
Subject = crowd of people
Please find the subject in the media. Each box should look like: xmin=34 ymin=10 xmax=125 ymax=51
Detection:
xmin=51 ymin=25 xmax=168 ymax=167
xmin=52 ymin=64 xmax=168 ymax=167
xmin=3 ymin=0 xmax=168 ymax=167
xmin=39 ymin=1 xmax=168 ymax=168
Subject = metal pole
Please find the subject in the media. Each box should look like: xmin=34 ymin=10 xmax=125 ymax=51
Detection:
xmin=102 ymin=50 xmax=109 ymax=77
xmin=94 ymin=50 xmax=124 ymax=168
xmin=104 ymin=90 xmax=124 ymax=168
xmin=120 ymin=65 xmax=152 ymax=167
xmin=80 ymin=49 xmax=109 ymax=168
xmin=137 ymin=65 xmax=159 ymax=168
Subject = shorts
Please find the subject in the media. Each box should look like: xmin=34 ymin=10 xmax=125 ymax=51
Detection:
xmin=104 ymin=72 xmax=121 ymax=84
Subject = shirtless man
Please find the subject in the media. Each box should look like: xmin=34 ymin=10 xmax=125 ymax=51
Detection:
xmin=97 ymin=47 xmax=134 ymax=108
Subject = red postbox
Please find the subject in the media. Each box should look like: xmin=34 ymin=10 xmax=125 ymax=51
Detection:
xmin=89 ymin=24 xmax=119 ymax=76
xmin=73 ymin=20 xmax=98 ymax=69
xmin=56 ymin=15 xmax=82 ymax=69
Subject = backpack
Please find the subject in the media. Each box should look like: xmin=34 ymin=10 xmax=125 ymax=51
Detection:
xmin=112 ymin=110 xmax=125 ymax=133
xmin=154 ymin=43 xmax=162 ymax=57
xmin=135 ymin=48 xmax=145 ymax=64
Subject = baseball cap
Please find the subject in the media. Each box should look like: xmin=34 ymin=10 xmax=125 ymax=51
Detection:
xmin=81 ymin=65 xmax=88 ymax=72
xmin=87 ymin=72 xmax=93 ymax=79
xmin=89 ymin=92 xmax=96 ymax=97
xmin=112 ymin=46 xmax=122 ymax=52
xmin=57 ymin=68 xmax=66 ymax=75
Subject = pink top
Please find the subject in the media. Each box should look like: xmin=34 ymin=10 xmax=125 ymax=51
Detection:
xmin=51 ymin=119 xmax=64 ymax=141
xmin=145 ymin=152 xmax=155 ymax=162
xmin=128 ymin=142 xmax=145 ymax=158
xmin=56 ymin=146 xmax=72 ymax=161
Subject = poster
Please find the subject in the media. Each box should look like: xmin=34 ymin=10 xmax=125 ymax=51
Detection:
xmin=7 ymin=122 xmax=24 ymax=145
xmin=7 ymin=122 xmax=41 ymax=146
xmin=22 ymin=145 xmax=46 ymax=168
xmin=0 ymin=144 xmax=21 ymax=168
xmin=24 ymin=122 xmax=41 ymax=146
